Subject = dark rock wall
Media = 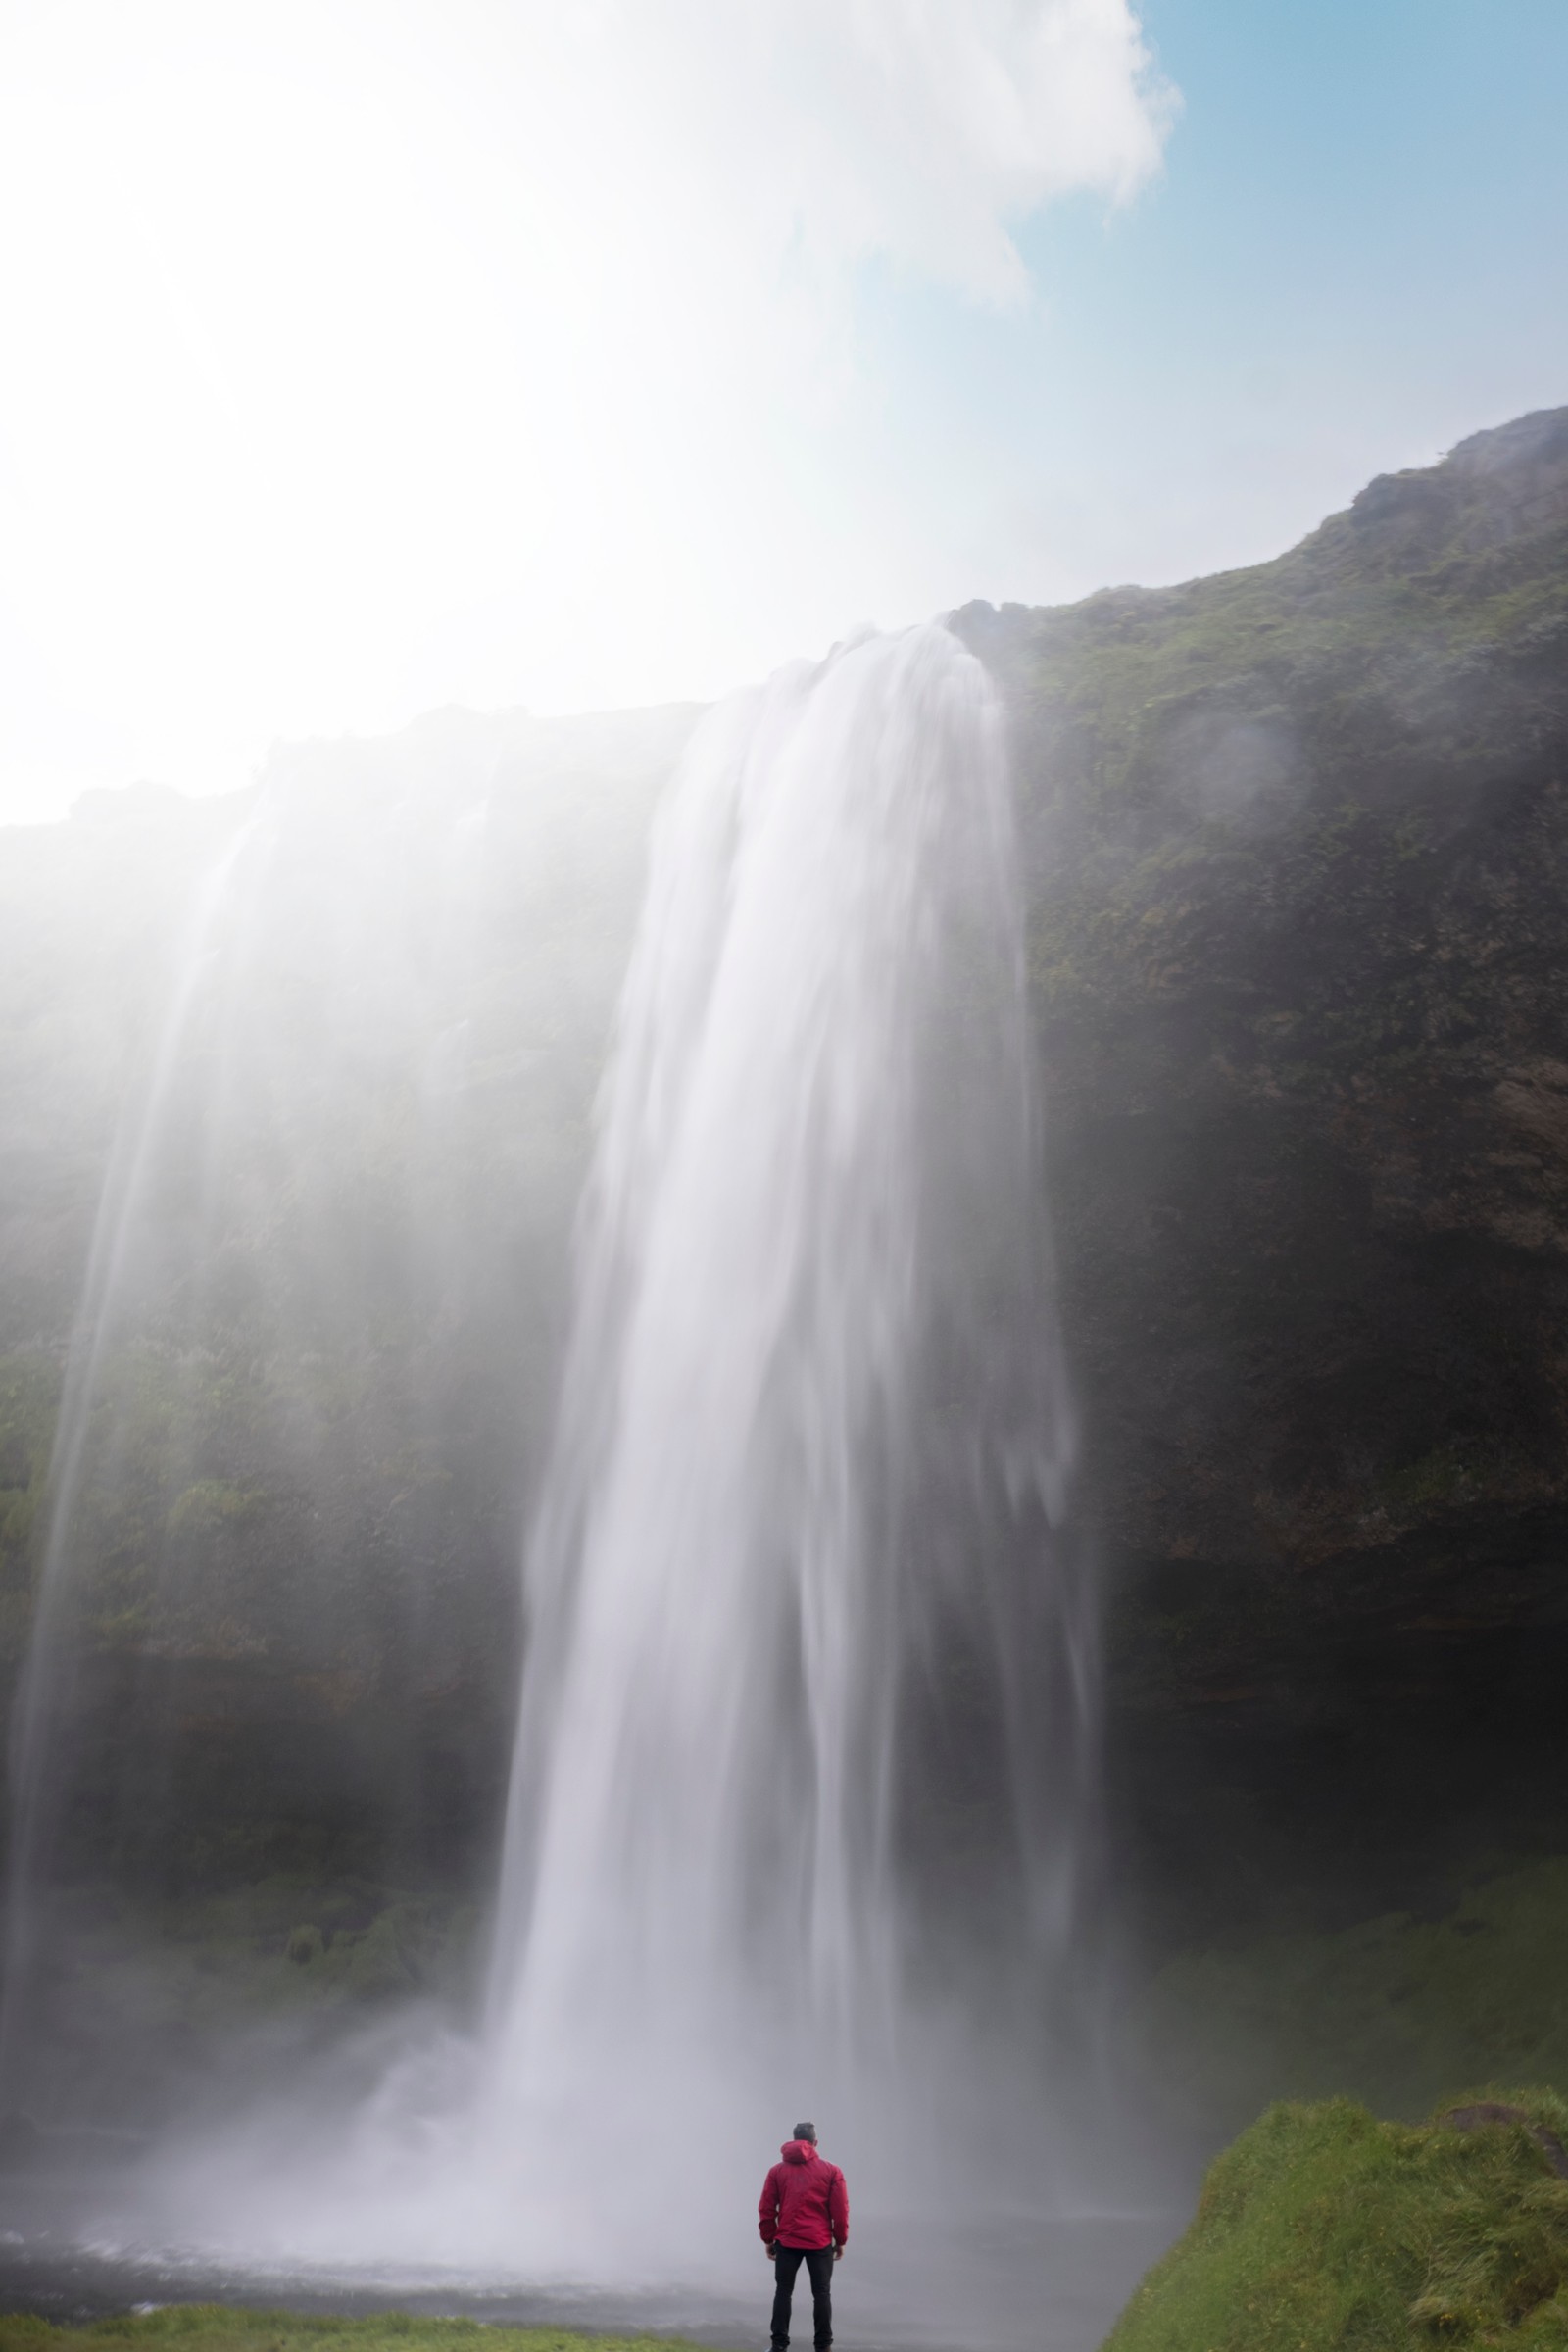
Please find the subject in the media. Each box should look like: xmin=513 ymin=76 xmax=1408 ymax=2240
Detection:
xmin=957 ymin=406 xmax=1568 ymax=1936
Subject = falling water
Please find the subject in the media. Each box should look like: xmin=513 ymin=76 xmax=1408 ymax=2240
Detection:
xmin=470 ymin=621 xmax=1087 ymax=2255
xmin=0 ymin=632 xmax=1098 ymax=2301
xmin=0 ymin=824 xmax=256 ymax=2093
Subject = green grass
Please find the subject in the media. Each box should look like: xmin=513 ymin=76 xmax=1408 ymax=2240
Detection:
xmin=0 ymin=2313 xmax=721 ymax=2352
xmin=1105 ymin=2090 xmax=1568 ymax=2350
xmin=1011 ymin=494 xmax=1568 ymax=816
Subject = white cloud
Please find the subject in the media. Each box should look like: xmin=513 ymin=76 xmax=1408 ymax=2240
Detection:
xmin=0 ymin=0 xmax=1175 ymax=817
xmin=621 ymin=0 xmax=1174 ymax=302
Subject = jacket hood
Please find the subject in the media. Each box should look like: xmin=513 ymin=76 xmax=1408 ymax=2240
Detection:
xmin=781 ymin=2139 xmax=817 ymax=2165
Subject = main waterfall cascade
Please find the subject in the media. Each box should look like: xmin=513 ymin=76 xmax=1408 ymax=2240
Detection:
xmin=3 ymin=627 xmax=1096 ymax=2278
xmin=464 ymin=621 xmax=1090 ymax=2262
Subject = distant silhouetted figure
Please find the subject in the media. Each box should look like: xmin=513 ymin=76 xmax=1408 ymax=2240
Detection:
xmin=759 ymin=2121 xmax=849 ymax=2351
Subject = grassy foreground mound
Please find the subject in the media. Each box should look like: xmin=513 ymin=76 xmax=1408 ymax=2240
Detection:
xmin=1106 ymin=2091 xmax=1568 ymax=2350
xmin=0 ymin=2315 xmax=712 ymax=2352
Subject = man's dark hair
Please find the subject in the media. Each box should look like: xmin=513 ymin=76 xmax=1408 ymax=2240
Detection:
xmin=793 ymin=2121 xmax=817 ymax=2143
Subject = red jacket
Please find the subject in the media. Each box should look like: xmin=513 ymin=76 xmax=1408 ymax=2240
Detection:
xmin=759 ymin=2140 xmax=849 ymax=2251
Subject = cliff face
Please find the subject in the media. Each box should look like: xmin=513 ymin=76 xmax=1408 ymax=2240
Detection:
xmin=0 ymin=710 xmax=693 ymax=1933
xmin=957 ymin=408 xmax=1568 ymax=1926
xmin=3 ymin=416 xmax=1566 ymax=2017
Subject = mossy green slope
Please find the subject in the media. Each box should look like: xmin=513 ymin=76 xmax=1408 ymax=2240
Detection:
xmin=0 ymin=2314 xmax=717 ymax=2352
xmin=1105 ymin=2091 xmax=1568 ymax=2351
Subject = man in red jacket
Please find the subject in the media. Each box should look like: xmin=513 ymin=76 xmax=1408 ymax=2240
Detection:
xmin=758 ymin=2122 xmax=849 ymax=2351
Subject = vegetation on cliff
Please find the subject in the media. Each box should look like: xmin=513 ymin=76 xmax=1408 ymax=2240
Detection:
xmin=1105 ymin=2092 xmax=1568 ymax=2351
xmin=959 ymin=407 xmax=1568 ymax=1607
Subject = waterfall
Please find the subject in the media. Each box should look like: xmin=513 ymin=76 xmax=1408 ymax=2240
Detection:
xmin=471 ymin=621 xmax=1087 ymax=2259
xmin=0 ymin=630 xmax=1093 ymax=2286
xmin=0 ymin=825 xmax=257 ymax=2095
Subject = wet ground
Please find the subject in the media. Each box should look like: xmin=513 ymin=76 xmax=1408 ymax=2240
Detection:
xmin=0 ymin=2171 xmax=1176 ymax=2352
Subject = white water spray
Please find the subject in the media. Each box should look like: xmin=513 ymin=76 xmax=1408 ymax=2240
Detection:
xmin=463 ymin=622 xmax=1085 ymax=2263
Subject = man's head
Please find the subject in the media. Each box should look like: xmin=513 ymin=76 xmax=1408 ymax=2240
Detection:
xmin=792 ymin=2121 xmax=817 ymax=2145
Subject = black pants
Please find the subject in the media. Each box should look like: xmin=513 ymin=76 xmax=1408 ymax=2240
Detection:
xmin=770 ymin=2243 xmax=835 ymax=2350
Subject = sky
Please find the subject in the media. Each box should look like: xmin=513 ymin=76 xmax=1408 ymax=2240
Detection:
xmin=0 ymin=0 xmax=1565 ymax=823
